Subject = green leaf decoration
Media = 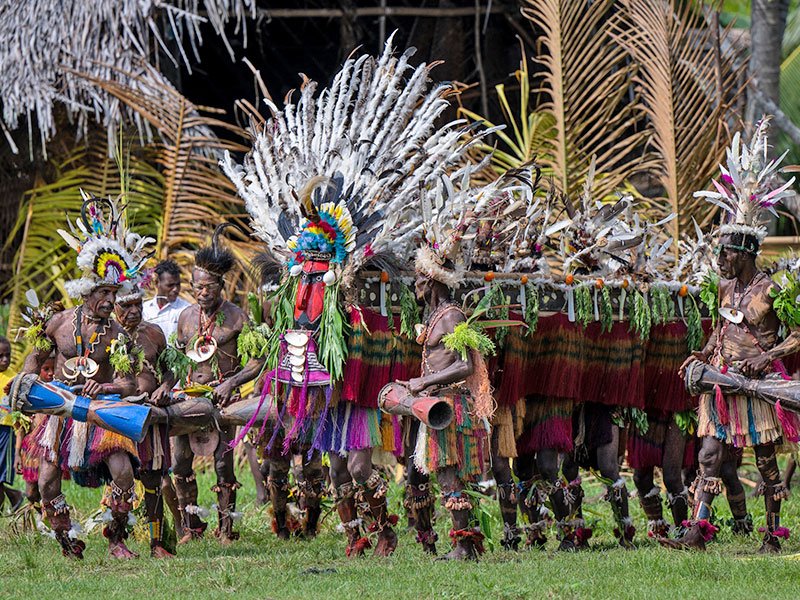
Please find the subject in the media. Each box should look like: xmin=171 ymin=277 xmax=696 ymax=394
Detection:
xmin=442 ymin=322 xmax=497 ymax=362
xmin=524 ymin=284 xmax=540 ymax=335
xmin=770 ymin=273 xmax=800 ymax=329
xmin=399 ymin=283 xmax=421 ymax=340
xmin=686 ymin=295 xmax=703 ymax=352
xmin=317 ymin=282 xmax=350 ymax=382
xmin=237 ymin=321 xmax=271 ymax=367
xmin=575 ymin=285 xmax=592 ymax=328
xmin=699 ymin=271 xmax=719 ymax=327
xmin=599 ymin=286 xmax=613 ymax=333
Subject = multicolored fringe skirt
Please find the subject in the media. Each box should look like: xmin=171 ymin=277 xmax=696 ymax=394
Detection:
xmin=137 ymin=423 xmax=171 ymax=474
xmin=417 ymin=393 xmax=489 ymax=481
xmin=0 ymin=425 xmax=14 ymax=485
xmin=627 ymin=409 xmax=694 ymax=469
xmin=19 ymin=427 xmax=40 ymax=483
xmin=33 ymin=415 xmax=138 ymax=488
xmin=698 ymin=393 xmax=784 ymax=448
xmin=516 ymin=396 xmax=574 ymax=454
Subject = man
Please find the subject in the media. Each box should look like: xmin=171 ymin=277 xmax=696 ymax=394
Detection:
xmin=399 ymin=245 xmax=493 ymax=561
xmin=0 ymin=337 xmax=24 ymax=513
xmin=115 ymin=288 xmax=176 ymax=557
xmin=668 ymin=232 xmax=800 ymax=551
xmin=172 ymin=228 xmax=262 ymax=545
xmin=19 ymin=193 xmax=151 ymax=559
xmin=142 ymin=259 xmax=190 ymax=343
xmin=667 ymin=120 xmax=800 ymax=552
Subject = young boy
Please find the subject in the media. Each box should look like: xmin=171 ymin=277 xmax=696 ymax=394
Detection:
xmin=15 ymin=354 xmax=55 ymax=506
xmin=0 ymin=336 xmax=24 ymax=513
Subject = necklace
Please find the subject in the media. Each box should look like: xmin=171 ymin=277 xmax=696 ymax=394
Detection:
xmin=186 ymin=306 xmax=219 ymax=363
xmin=721 ymin=271 xmax=763 ymax=324
xmin=62 ymin=306 xmax=109 ymax=381
xmin=420 ymin=301 xmax=460 ymax=375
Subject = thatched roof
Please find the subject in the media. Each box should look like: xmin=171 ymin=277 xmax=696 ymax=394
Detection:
xmin=0 ymin=0 xmax=254 ymax=156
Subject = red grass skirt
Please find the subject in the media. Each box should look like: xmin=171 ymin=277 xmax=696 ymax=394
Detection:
xmin=626 ymin=409 xmax=694 ymax=469
xmin=516 ymin=396 xmax=574 ymax=454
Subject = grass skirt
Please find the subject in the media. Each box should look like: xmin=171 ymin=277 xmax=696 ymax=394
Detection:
xmin=33 ymin=415 xmax=138 ymax=488
xmin=698 ymin=393 xmax=783 ymax=448
xmin=627 ymin=409 xmax=694 ymax=469
xmin=516 ymin=396 xmax=574 ymax=454
xmin=492 ymin=404 xmax=517 ymax=459
xmin=19 ymin=428 xmax=40 ymax=483
xmin=418 ymin=393 xmax=488 ymax=481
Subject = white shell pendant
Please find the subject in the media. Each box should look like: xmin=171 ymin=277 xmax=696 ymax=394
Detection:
xmin=289 ymin=354 xmax=305 ymax=367
xmin=291 ymin=371 xmax=305 ymax=383
xmin=62 ymin=356 xmax=100 ymax=381
xmin=719 ymin=306 xmax=745 ymax=324
xmin=186 ymin=337 xmax=217 ymax=363
xmin=284 ymin=331 xmax=309 ymax=347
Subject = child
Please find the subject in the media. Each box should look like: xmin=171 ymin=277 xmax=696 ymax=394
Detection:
xmin=0 ymin=336 xmax=23 ymax=513
xmin=15 ymin=353 xmax=55 ymax=507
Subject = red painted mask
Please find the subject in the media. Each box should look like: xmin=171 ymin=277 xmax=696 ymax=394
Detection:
xmin=294 ymin=260 xmax=329 ymax=329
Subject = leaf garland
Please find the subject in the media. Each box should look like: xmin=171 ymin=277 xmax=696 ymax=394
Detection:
xmin=770 ymin=273 xmax=800 ymax=329
xmin=399 ymin=283 xmax=421 ymax=340
xmin=107 ymin=334 xmax=144 ymax=376
xmin=23 ymin=322 xmax=53 ymax=352
xmin=316 ymin=282 xmax=350 ymax=382
xmin=612 ymin=407 xmax=649 ymax=435
xmin=161 ymin=332 xmax=196 ymax=387
xmin=599 ymin=286 xmax=613 ymax=333
xmin=266 ymin=277 xmax=298 ymax=371
xmin=686 ymin=295 xmax=703 ymax=352
xmin=674 ymin=409 xmax=698 ymax=436
xmin=650 ymin=286 xmax=675 ymax=326
xmin=237 ymin=321 xmax=271 ymax=367
xmin=524 ymin=284 xmax=540 ymax=335
xmin=699 ymin=271 xmax=719 ymax=327
xmin=628 ymin=289 xmax=652 ymax=340
xmin=575 ymin=285 xmax=593 ymax=328
xmin=486 ymin=283 xmax=511 ymax=347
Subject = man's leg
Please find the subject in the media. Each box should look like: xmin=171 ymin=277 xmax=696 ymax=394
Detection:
xmin=491 ymin=427 xmax=519 ymax=551
xmin=634 ymin=466 xmax=669 ymax=538
xmin=558 ymin=452 xmax=590 ymax=551
xmin=161 ymin=475 xmax=184 ymax=540
xmin=39 ymin=458 xmax=85 ymax=559
xmin=754 ymin=442 xmax=790 ymax=553
xmin=172 ymin=434 xmax=205 ymax=543
xmin=298 ymin=448 xmax=324 ymax=538
xmin=212 ymin=425 xmax=241 ymax=544
xmin=244 ymin=440 xmax=268 ymax=506
xmin=404 ymin=420 xmax=437 ymax=554
xmin=661 ymin=435 xmax=724 ymax=550
xmin=329 ymin=452 xmax=367 ymax=557
xmin=268 ymin=453 xmax=292 ymax=540
xmin=349 ymin=448 xmax=397 ymax=556
xmin=139 ymin=469 xmax=174 ymax=558
xmin=719 ymin=448 xmax=752 ymax=536
xmin=662 ymin=420 xmax=690 ymax=532
xmin=438 ymin=465 xmax=484 ymax=560
xmin=596 ymin=425 xmax=635 ymax=548
xmin=515 ymin=452 xmax=548 ymax=548
xmin=104 ymin=451 xmax=138 ymax=559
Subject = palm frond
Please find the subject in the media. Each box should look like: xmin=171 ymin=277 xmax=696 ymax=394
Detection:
xmin=610 ymin=0 xmax=746 ymax=240
xmin=522 ymin=0 xmax=648 ymax=200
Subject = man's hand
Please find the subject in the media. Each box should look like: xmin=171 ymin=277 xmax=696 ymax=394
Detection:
xmin=13 ymin=453 xmax=21 ymax=475
xmin=678 ymin=351 xmax=706 ymax=380
xmin=406 ymin=377 xmax=430 ymax=395
xmin=82 ymin=379 xmax=105 ymax=398
xmin=739 ymin=353 xmax=772 ymax=378
xmin=151 ymin=382 xmax=173 ymax=407
xmin=213 ymin=379 xmax=237 ymax=407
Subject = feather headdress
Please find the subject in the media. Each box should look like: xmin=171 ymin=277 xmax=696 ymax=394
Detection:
xmin=694 ymin=117 xmax=795 ymax=253
xmin=57 ymin=191 xmax=154 ymax=299
xmin=221 ymin=34 xmax=500 ymax=288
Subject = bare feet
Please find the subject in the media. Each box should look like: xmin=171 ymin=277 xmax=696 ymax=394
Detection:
xmin=150 ymin=544 xmax=176 ymax=559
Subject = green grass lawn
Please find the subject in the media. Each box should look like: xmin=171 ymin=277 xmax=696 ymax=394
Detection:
xmin=2 ymin=465 xmax=800 ymax=600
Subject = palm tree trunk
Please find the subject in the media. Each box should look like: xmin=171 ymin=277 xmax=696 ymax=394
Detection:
xmin=747 ymin=0 xmax=791 ymax=122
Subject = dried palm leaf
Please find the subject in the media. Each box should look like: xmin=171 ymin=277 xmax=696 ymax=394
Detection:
xmin=610 ymin=0 xmax=745 ymax=242
xmin=522 ymin=0 xmax=649 ymax=201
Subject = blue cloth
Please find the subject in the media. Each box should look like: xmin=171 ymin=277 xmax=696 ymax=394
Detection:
xmin=0 ymin=425 xmax=15 ymax=484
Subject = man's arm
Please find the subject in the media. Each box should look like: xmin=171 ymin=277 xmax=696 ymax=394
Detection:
xmin=406 ymin=310 xmax=473 ymax=393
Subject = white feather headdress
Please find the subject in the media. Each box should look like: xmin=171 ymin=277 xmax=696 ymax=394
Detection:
xmin=694 ymin=117 xmax=795 ymax=251
xmin=57 ymin=191 xmax=154 ymax=298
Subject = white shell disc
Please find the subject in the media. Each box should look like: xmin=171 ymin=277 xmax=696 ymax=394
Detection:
xmin=719 ymin=306 xmax=744 ymax=324
xmin=291 ymin=371 xmax=304 ymax=383
xmin=284 ymin=331 xmax=309 ymax=347
xmin=288 ymin=345 xmax=305 ymax=357
xmin=289 ymin=354 xmax=305 ymax=367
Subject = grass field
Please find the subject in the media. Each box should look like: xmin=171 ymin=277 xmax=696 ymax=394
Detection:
xmin=2 ymin=463 xmax=800 ymax=600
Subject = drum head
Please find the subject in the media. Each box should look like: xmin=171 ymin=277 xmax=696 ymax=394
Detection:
xmin=189 ymin=428 xmax=219 ymax=456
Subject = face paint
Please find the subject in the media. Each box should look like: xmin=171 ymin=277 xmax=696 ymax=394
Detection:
xmin=294 ymin=260 xmax=329 ymax=329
